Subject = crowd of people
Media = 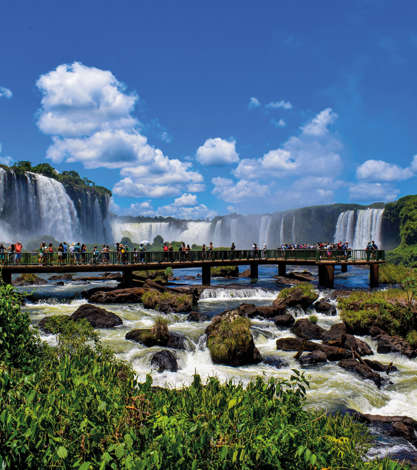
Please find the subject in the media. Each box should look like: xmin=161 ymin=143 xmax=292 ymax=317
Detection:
xmin=0 ymin=239 xmax=381 ymax=265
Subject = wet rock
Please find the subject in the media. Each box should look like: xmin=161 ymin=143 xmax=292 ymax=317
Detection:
xmin=338 ymin=358 xmax=383 ymax=387
xmin=287 ymin=271 xmax=314 ymax=282
xmin=88 ymin=287 xmax=145 ymax=304
xmin=319 ymin=344 xmax=351 ymax=361
xmin=276 ymin=337 xmax=351 ymax=361
xmin=206 ymin=310 xmax=262 ymax=366
xmin=272 ymin=285 xmax=319 ymax=313
xmin=262 ymin=356 xmax=288 ymax=369
xmin=298 ymin=350 xmax=327 ymax=366
xmin=363 ymin=359 xmax=398 ymax=373
xmin=142 ymin=289 xmax=193 ymax=313
xmin=239 ymin=268 xmax=251 ymax=278
xmin=38 ymin=315 xmax=70 ymax=334
xmin=273 ymin=313 xmax=295 ymax=327
xmin=237 ymin=303 xmax=277 ymax=319
xmin=56 ymin=281 xmax=64 ymax=286
xmin=322 ymin=323 xmax=372 ymax=356
xmin=14 ymin=273 xmax=45 ymax=286
xmin=70 ymin=304 xmax=122 ymax=328
xmin=187 ymin=311 xmax=209 ymax=322
xmin=49 ymin=273 xmax=73 ymax=281
xmin=292 ymin=318 xmax=325 ymax=340
xmin=313 ymin=299 xmax=336 ymax=315
xmin=371 ymin=329 xmax=416 ymax=358
xmin=322 ymin=323 xmax=347 ymax=341
xmin=150 ymin=350 xmax=178 ymax=373
xmin=125 ymin=329 xmax=187 ymax=350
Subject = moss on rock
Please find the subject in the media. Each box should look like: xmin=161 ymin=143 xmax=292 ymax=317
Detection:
xmin=142 ymin=289 xmax=193 ymax=313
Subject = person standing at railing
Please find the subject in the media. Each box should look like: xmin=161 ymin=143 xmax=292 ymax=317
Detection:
xmin=92 ymin=246 xmax=99 ymax=264
xmin=81 ymin=244 xmax=87 ymax=264
xmin=15 ymin=241 xmax=22 ymax=264
xmin=262 ymin=243 xmax=267 ymax=259
xmin=57 ymin=243 xmax=64 ymax=265
xmin=202 ymin=244 xmax=206 ymax=259
xmin=0 ymin=244 xmax=5 ymax=265
xmin=62 ymin=242 xmax=68 ymax=264
xmin=47 ymin=243 xmax=53 ymax=265
xmin=231 ymin=242 xmax=235 ymax=260
xmin=208 ymin=242 xmax=214 ymax=260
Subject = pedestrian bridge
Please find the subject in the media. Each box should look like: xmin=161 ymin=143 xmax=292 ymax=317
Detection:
xmin=1 ymin=249 xmax=385 ymax=289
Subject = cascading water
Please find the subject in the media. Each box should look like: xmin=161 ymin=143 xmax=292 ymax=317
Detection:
xmin=258 ymin=215 xmax=272 ymax=246
xmin=334 ymin=210 xmax=355 ymax=244
xmin=279 ymin=216 xmax=285 ymax=245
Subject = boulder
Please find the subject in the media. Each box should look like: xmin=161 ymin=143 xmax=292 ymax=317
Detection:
xmin=187 ymin=311 xmax=209 ymax=322
xmin=142 ymin=289 xmax=193 ymax=313
xmin=38 ymin=315 xmax=70 ymax=334
xmin=319 ymin=344 xmax=351 ymax=361
xmin=322 ymin=323 xmax=347 ymax=341
xmin=211 ymin=266 xmax=239 ymax=278
xmin=292 ymin=318 xmax=325 ymax=340
xmin=298 ymin=350 xmax=327 ymax=366
xmin=206 ymin=310 xmax=262 ymax=366
xmin=239 ymin=268 xmax=251 ymax=278
xmin=272 ymin=285 xmax=319 ymax=313
xmin=125 ymin=328 xmax=187 ymax=350
xmin=273 ymin=313 xmax=295 ymax=328
xmin=357 ymin=414 xmax=417 ymax=447
xmin=150 ymin=350 xmax=178 ymax=373
xmin=13 ymin=273 xmax=45 ymax=286
xmin=338 ymin=358 xmax=383 ymax=387
xmin=363 ymin=359 xmax=398 ymax=373
xmin=237 ymin=303 xmax=277 ymax=319
xmin=287 ymin=271 xmax=315 ymax=282
xmin=56 ymin=281 xmax=64 ymax=286
xmin=371 ymin=328 xmax=416 ymax=358
xmin=322 ymin=323 xmax=372 ymax=356
xmin=49 ymin=273 xmax=73 ymax=281
xmin=87 ymin=287 xmax=145 ymax=304
xmin=262 ymin=356 xmax=288 ymax=369
xmin=70 ymin=304 xmax=122 ymax=328
xmin=276 ymin=337 xmax=351 ymax=361
xmin=313 ymin=299 xmax=337 ymax=316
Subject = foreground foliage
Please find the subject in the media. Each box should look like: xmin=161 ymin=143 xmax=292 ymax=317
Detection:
xmin=0 ymin=284 xmax=407 ymax=469
xmin=379 ymin=263 xmax=414 ymax=284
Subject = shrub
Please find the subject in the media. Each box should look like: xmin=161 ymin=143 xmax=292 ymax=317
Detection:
xmin=406 ymin=329 xmax=417 ymax=347
xmin=379 ymin=263 xmax=414 ymax=284
xmin=151 ymin=317 xmax=169 ymax=341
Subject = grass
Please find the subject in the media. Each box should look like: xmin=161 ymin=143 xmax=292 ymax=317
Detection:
xmin=211 ymin=265 xmax=239 ymax=277
xmin=142 ymin=289 xmax=193 ymax=312
xmin=276 ymin=283 xmax=318 ymax=306
xmin=309 ymin=315 xmax=318 ymax=324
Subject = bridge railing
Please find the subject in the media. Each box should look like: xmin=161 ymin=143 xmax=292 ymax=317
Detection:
xmin=0 ymin=248 xmax=385 ymax=266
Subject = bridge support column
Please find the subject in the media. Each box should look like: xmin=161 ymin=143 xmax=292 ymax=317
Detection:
xmin=250 ymin=262 xmax=258 ymax=280
xmin=370 ymin=264 xmax=379 ymax=288
xmin=278 ymin=262 xmax=286 ymax=277
xmin=122 ymin=269 xmax=133 ymax=286
xmin=202 ymin=265 xmax=211 ymax=285
xmin=1 ymin=270 xmax=11 ymax=285
xmin=341 ymin=264 xmax=348 ymax=273
xmin=318 ymin=265 xmax=334 ymax=289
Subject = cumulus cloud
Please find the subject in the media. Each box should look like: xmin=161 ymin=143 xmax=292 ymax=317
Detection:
xmin=172 ymin=193 xmax=197 ymax=206
xmin=271 ymin=118 xmax=286 ymax=128
xmin=248 ymin=97 xmax=261 ymax=109
xmin=0 ymin=144 xmax=13 ymax=166
xmin=234 ymin=107 xmax=342 ymax=180
xmin=265 ymin=100 xmax=292 ymax=110
xmin=212 ymin=177 xmax=269 ymax=203
xmin=0 ymin=87 xmax=12 ymax=99
xmin=187 ymin=183 xmax=206 ymax=193
xmin=157 ymin=203 xmax=216 ymax=220
xmin=349 ymin=182 xmax=399 ymax=202
xmin=356 ymin=159 xmax=414 ymax=181
xmin=196 ymin=137 xmax=239 ymax=165
xmin=37 ymin=62 xmax=203 ymax=198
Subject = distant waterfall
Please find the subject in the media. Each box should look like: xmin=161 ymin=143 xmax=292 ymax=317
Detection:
xmin=334 ymin=208 xmax=384 ymax=249
xmin=279 ymin=217 xmax=285 ymax=245
xmin=258 ymin=215 xmax=272 ymax=246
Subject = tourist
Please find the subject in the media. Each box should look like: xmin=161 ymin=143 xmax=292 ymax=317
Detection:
xmin=168 ymin=243 xmax=174 ymax=261
xmin=202 ymin=243 xmax=206 ymax=259
xmin=230 ymin=242 xmax=235 ymax=259
xmin=15 ymin=241 xmax=22 ymax=264
xmin=38 ymin=243 xmax=45 ymax=265
xmin=262 ymin=243 xmax=267 ymax=258
xmin=47 ymin=243 xmax=54 ymax=265
xmin=139 ymin=244 xmax=145 ymax=263
xmin=100 ymin=245 xmax=106 ymax=264
xmin=62 ymin=241 xmax=68 ymax=264
xmin=8 ymin=243 xmax=15 ymax=264
xmin=186 ymin=244 xmax=191 ymax=260
xmin=163 ymin=243 xmax=169 ymax=261
xmin=0 ymin=244 xmax=5 ymax=264
xmin=57 ymin=243 xmax=64 ymax=265
xmin=81 ymin=244 xmax=87 ymax=264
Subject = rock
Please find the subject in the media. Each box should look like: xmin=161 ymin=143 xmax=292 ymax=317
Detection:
xmin=292 ymin=318 xmax=325 ymax=340
xmin=125 ymin=328 xmax=187 ymax=350
xmin=322 ymin=323 xmax=347 ymax=341
xmin=206 ymin=310 xmax=262 ymax=366
xmin=272 ymin=285 xmax=319 ymax=313
xmin=276 ymin=337 xmax=351 ymax=361
xmin=363 ymin=359 xmax=398 ymax=373
xmin=338 ymin=358 xmax=383 ymax=387
xmin=56 ymin=281 xmax=64 ymax=286
xmin=319 ymin=344 xmax=351 ymax=361
xmin=142 ymin=289 xmax=193 ymax=313
xmin=211 ymin=266 xmax=239 ymax=278
xmin=48 ymin=273 xmax=73 ymax=281
xmin=371 ymin=329 xmax=416 ymax=358
xmin=88 ymin=287 xmax=145 ymax=304
xmin=262 ymin=356 xmax=288 ymax=369
xmin=287 ymin=271 xmax=314 ymax=282
xmin=322 ymin=323 xmax=372 ymax=356
xmin=273 ymin=313 xmax=295 ymax=327
xmin=187 ymin=311 xmax=209 ymax=322
xmin=182 ymin=275 xmax=196 ymax=280
xmin=357 ymin=413 xmax=417 ymax=447
xmin=38 ymin=315 xmax=70 ymax=334
xmin=150 ymin=350 xmax=178 ymax=373
xmin=70 ymin=304 xmax=122 ymax=328
xmin=237 ymin=303 xmax=277 ymax=319
xmin=13 ymin=273 xmax=45 ymax=286
xmin=298 ymin=350 xmax=327 ymax=366
xmin=313 ymin=300 xmax=337 ymax=315
xmin=239 ymin=268 xmax=251 ymax=278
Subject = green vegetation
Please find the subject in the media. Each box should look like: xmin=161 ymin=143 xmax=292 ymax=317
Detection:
xmin=5 ymin=160 xmax=111 ymax=198
xmin=211 ymin=265 xmax=239 ymax=277
xmin=141 ymin=289 xmax=193 ymax=312
xmin=379 ymin=263 xmax=414 ymax=284
xmin=309 ymin=314 xmax=318 ymax=324
xmin=277 ymin=283 xmax=318 ymax=304
xmin=338 ymin=288 xmax=417 ymax=337
xmin=0 ymin=284 xmax=407 ymax=469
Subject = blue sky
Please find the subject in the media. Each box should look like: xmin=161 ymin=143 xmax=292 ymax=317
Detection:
xmin=1 ymin=0 xmax=417 ymax=218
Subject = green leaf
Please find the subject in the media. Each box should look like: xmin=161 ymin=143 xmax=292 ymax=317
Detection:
xmin=57 ymin=446 xmax=68 ymax=459
xmin=228 ymin=398 xmax=237 ymax=410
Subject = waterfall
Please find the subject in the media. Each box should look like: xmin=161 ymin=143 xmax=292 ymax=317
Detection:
xmin=279 ymin=216 xmax=285 ymax=244
xmin=291 ymin=215 xmax=296 ymax=243
xmin=258 ymin=215 xmax=272 ymax=246
xmin=334 ymin=208 xmax=384 ymax=249
xmin=334 ymin=210 xmax=355 ymax=244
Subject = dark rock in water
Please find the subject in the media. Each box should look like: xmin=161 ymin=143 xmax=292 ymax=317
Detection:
xmin=292 ymin=318 xmax=325 ymax=340
xmin=151 ymin=350 xmax=178 ymax=373
xmin=363 ymin=359 xmax=398 ymax=373
xmin=272 ymin=285 xmax=319 ymax=313
xmin=56 ymin=281 xmax=64 ymax=286
xmin=14 ymin=273 xmax=45 ymax=286
xmin=356 ymin=413 xmax=417 ymax=447
xmin=298 ymin=350 xmax=327 ymax=366
xmin=322 ymin=323 xmax=372 ymax=356
xmin=262 ymin=356 xmax=288 ymax=369
xmin=49 ymin=273 xmax=73 ymax=281
xmin=206 ymin=310 xmax=262 ymax=366
xmin=338 ymin=358 xmax=383 ymax=387
xmin=82 ymin=286 xmax=122 ymax=300
xmin=322 ymin=323 xmax=347 ymax=341
xmin=287 ymin=271 xmax=314 ymax=282
xmin=319 ymin=344 xmax=351 ymax=361
xmin=237 ymin=303 xmax=277 ymax=319
xmin=276 ymin=337 xmax=351 ymax=361
xmin=370 ymin=328 xmax=416 ymax=358
xmin=239 ymin=268 xmax=251 ymax=278
xmin=313 ymin=300 xmax=336 ymax=315
xmin=38 ymin=315 xmax=70 ymax=334
xmin=187 ymin=311 xmax=209 ymax=322
xmin=273 ymin=313 xmax=295 ymax=328
xmin=88 ymin=287 xmax=145 ymax=304
xmin=125 ymin=329 xmax=187 ymax=350
xmin=70 ymin=304 xmax=123 ymax=328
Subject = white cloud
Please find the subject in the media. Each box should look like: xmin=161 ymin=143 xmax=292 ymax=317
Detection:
xmin=356 ymin=159 xmax=414 ymax=181
xmin=0 ymin=144 xmax=13 ymax=166
xmin=234 ymin=107 xmax=342 ymax=180
xmin=0 ymin=87 xmax=12 ymax=99
xmin=187 ymin=183 xmax=206 ymax=193
xmin=157 ymin=203 xmax=216 ymax=220
xmin=349 ymin=182 xmax=399 ymax=202
xmin=173 ymin=193 xmax=197 ymax=207
xmin=301 ymin=107 xmax=337 ymax=136
xmin=212 ymin=177 xmax=269 ymax=203
xmin=271 ymin=118 xmax=286 ymax=128
xmin=196 ymin=137 xmax=239 ymax=165
xmin=248 ymin=97 xmax=261 ymax=109
xmin=37 ymin=62 xmax=203 ymax=198
xmin=265 ymin=100 xmax=292 ymax=110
